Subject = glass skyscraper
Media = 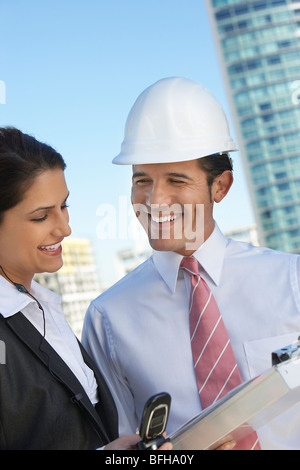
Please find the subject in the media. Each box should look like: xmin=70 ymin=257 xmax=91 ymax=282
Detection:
xmin=205 ymin=0 xmax=300 ymax=253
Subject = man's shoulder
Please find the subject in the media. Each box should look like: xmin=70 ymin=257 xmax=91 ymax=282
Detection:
xmin=225 ymin=236 xmax=299 ymax=265
xmin=91 ymin=256 xmax=156 ymax=306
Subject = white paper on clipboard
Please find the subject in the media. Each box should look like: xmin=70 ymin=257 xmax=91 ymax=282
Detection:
xmin=169 ymin=342 xmax=300 ymax=450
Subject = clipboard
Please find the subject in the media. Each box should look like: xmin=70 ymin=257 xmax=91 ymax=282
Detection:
xmin=169 ymin=339 xmax=300 ymax=450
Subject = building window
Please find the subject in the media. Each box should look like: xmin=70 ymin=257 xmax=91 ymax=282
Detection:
xmin=216 ymin=9 xmax=231 ymax=20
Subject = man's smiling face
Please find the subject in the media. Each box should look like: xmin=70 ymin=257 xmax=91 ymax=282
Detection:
xmin=131 ymin=159 xmax=221 ymax=256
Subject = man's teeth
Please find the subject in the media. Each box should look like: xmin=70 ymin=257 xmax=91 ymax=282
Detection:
xmin=39 ymin=242 xmax=61 ymax=251
xmin=151 ymin=214 xmax=177 ymax=223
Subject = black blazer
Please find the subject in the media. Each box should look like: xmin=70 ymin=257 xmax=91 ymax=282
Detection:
xmin=0 ymin=312 xmax=118 ymax=450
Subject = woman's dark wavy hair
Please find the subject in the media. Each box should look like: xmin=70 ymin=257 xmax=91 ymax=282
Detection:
xmin=0 ymin=127 xmax=66 ymax=224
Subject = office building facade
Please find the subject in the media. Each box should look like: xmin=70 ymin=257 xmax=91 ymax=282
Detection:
xmin=206 ymin=0 xmax=300 ymax=252
xmin=35 ymin=238 xmax=103 ymax=337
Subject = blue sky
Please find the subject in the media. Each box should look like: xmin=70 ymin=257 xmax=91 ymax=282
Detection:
xmin=0 ymin=0 xmax=255 ymax=284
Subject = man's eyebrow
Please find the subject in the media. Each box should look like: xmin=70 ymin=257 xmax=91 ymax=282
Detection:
xmin=28 ymin=192 xmax=70 ymax=214
xmin=132 ymin=171 xmax=193 ymax=180
xmin=166 ymin=172 xmax=193 ymax=181
xmin=132 ymin=171 xmax=148 ymax=180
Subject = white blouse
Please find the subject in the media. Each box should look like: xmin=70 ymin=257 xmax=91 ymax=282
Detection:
xmin=0 ymin=275 xmax=98 ymax=405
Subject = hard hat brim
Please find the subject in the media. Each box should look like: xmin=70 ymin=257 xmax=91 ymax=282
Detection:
xmin=113 ymin=142 xmax=238 ymax=165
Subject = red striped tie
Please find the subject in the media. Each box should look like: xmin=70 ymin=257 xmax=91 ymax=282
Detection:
xmin=181 ymin=256 xmax=261 ymax=450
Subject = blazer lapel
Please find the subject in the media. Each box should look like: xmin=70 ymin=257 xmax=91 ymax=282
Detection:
xmin=5 ymin=312 xmax=111 ymax=443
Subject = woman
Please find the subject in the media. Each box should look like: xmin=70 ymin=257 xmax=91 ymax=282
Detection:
xmin=0 ymin=127 xmax=171 ymax=450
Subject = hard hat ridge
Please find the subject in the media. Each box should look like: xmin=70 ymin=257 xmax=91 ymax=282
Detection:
xmin=113 ymin=77 xmax=237 ymax=165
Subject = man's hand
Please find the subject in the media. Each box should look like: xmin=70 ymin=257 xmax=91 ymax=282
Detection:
xmin=215 ymin=440 xmax=236 ymax=450
xmin=104 ymin=434 xmax=234 ymax=451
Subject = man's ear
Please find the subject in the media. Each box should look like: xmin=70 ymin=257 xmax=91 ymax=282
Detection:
xmin=212 ymin=170 xmax=233 ymax=203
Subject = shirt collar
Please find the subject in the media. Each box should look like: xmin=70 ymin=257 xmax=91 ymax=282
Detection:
xmin=0 ymin=275 xmax=60 ymax=318
xmin=152 ymin=222 xmax=228 ymax=293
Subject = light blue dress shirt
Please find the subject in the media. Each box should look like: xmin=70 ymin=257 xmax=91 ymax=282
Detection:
xmin=82 ymin=223 xmax=300 ymax=449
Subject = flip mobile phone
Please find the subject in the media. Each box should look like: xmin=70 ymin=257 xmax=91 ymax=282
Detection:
xmin=135 ymin=392 xmax=171 ymax=450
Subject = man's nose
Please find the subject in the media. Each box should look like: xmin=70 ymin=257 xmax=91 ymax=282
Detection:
xmin=146 ymin=182 xmax=172 ymax=208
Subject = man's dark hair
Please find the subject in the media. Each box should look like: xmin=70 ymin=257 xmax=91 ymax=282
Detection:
xmin=197 ymin=153 xmax=233 ymax=191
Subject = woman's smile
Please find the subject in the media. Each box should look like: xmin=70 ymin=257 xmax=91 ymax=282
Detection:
xmin=38 ymin=241 xmax=63 ymax=256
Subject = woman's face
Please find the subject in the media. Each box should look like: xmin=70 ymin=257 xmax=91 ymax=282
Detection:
xmin=0 ymin=168 xmax=71 ymax=289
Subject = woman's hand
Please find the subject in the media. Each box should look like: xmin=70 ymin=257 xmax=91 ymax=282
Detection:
xmin=104 ymin=434 xmax=173 ymax=450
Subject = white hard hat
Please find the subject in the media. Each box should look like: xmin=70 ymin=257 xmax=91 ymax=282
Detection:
xmin=113 ymin=77 xmax=237 ymax=165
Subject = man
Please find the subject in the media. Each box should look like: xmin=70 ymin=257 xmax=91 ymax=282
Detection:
xmin=82 ymin=77 xmax=300 ymax=450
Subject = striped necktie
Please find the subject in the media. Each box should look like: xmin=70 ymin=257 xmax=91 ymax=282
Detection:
xmin=181 ymin=256 xmax=261 ymax=450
